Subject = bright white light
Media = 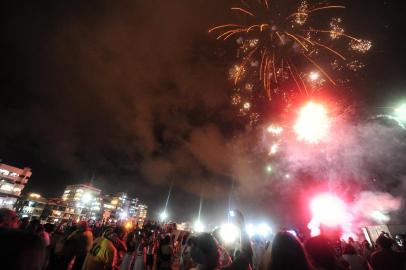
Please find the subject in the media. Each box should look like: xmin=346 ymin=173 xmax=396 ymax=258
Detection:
xmin=120 ymin=212 xmax=128 ymax=219
xmin=287 ymin=230 xmax=297 ymax=237
xmin=267 ymin=125 xmax=283 ymax=135
xmin=370 ymin=210 xmax=390 ymax=223
xmin=229 ymin=210 xmax=235 ymax=217
xmin=265 ymin=165 xmax=272 ymax=173
xmin=394 ymin=104 xmax=406 ymax=122
xmin=246 ymin=223 xmax=272 ymax=238
xmin=257 ymin=223 xmax=272 ymax=237
xmin=160 ymin=211 xmax=168 ymax=220
xmin=81 ymin=193 xmax=93 ymax=203
xmin=310 ymin=194 xmax=346 ymax=227
xmin=246 ymin=224 xmax=255 ymax=237
xmin=194 ymin=220 xmax=205 ymax=233
xmin=294 ymin=101 xmax=330 ymax=144
xmin=270 ymin=143 xmax=279 ymax=154
xmin=220 ymin=223 xmax=239 ymax=244
xmin=309 ymin=71 xmax=320 ymax=81
xmin=285 ymin=174 xmax=290 ymax=179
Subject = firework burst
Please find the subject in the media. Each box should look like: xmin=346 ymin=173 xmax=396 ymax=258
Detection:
xmin=209 ymin=0 xmax=371 ymax=123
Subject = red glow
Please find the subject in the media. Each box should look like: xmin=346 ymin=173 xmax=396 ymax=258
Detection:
xmin=308 ymin=193 xmax=350 ymax=237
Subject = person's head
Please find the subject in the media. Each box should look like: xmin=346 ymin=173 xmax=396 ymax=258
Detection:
xmin=269 ymin=231 xmax=310 ymax=270
xmin=163 ymin=235 xmax=171 ymax=245
xmin=114 ymin=226 xmax=125 ymax=240
xmin=0 ymin=208 xmax=19 ymax=229
xmin=78 ymin=220 xmax=89 ymax=232
xmin=348 ymin=237 xmax=354 ymax=243
xmin=27 ymin=219 xmax=40 ymax=233
xmin=343 ymin=244 xmax=357 ymax=255
xmin=0 ymin=229 xmax=46 ymax=270
xmin=191 ymin=233 xmax=219 ymax=270
xmin=19 ymin=217 xmax=30 ymax=229
xmin=44 ymin=223 xmax=55 ymax=234
xmin=305 ymin=235 xmax=336 ymax=270
xmin=36 ymin=224 xmax=45 ymax=233
xmin=376 ymin=233 xmax=393 ymax=250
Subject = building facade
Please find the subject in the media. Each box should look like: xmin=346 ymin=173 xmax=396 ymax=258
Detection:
xmin=40 ymin=198 xmax=76 ymax=223
xmin=0 ymin=163 xmax=32 ymax=209
xmin=14 ymin=193 xmax=47 ymax=220
xmin=136 ymin=203 xmax=148 ymax=226
xmin=101 ymin=193 xmax=140 ymax=223
xmin=61 ymin=184 xmax=102 ymax=220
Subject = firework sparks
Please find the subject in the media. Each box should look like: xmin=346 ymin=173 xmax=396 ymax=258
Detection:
xmin=270 ymin=143 xmax=279 ymax=155
xmin=229 ymin=64 xmax=246 ymax=83
xmin=295 ymin=0 xmax=309 ymax=25
xmin=267 ymin=124 xmax=283 ymax=135
xmin=349 ymin=39 xmax=372 ymax=53
xmin=209 ymin=0 xmax=371 ymax=116
xmin=294 ymin=101 xmax=330 ymax=144
xmin=346 ymin=60 xmax=365 ymax=71
xmin=329 ymin=18 xmax=344 ymax=39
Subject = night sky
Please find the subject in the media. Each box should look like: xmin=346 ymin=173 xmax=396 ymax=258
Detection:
xmin=1 ymin=0 xmax=405 ymax=225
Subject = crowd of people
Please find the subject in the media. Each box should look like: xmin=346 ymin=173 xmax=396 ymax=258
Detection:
xmin=1 ymin=208 xmax=405 ymax=270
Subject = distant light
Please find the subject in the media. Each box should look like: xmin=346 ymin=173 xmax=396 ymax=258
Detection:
xmin=370 ymin=210 xmax=390 ymax=223
xmin=270 ymin=143 xmax=279 ymax=154
xmin=267 ymin=125 xmax=283 ymax=135
xmin=285 ymin=174 xmax=290 ymax=179
xmin=229 ymin=210 xmax=235 ymax=217
xmin=257 ymin=223 xmax=272 ymax=237
xmin=111 ymin=199 xmax=118 ymax=205
xmin=160 ymin=211 xmax=168 ymax=220
xmin=29 ymin=193 xmax=41 ymax=199
xmin=81 ymin=193 xmax=93 ymax=203
xmin=120 ymin=212 xmax=128 ymax=219
xmin=394 ymin=103 xmax=406 ymax=122
xmin=309 ymin=71 xmax=320 ymax=81
xmin=245 ymin=223 xmax=272 ymax=238
xmin=243 ymin=102 xmax=251 ymax=110
xmin=194 ymin=220 xmax=205 ymax=233
xmin=125 ymin=221 xmax=133 ymax=230
xmin=220 ymin=223 xmax=239 ymax=244
xmin=265 ymin=165 xmax=272 ymax=173
xmin=246 ymin=224 xmax=255 ymax=237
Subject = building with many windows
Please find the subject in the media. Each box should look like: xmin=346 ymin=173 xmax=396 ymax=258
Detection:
xmin=136 ymin=203 xmax=148 ymax=226
xmin=0 ymin=163 xmax=32 ymax=209
xmin=101 ymin=193 xmax=140 ymax=223
xmin=40 ymin=198 xmax=76 ymax=223
xmin=14 ymin=193 xmax=47 ymax=220
xmin=61 ymin=184 xmax=101 ymax=220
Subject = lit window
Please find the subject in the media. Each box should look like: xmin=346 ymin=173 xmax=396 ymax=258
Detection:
xmin=0 ymin=184 xmax=13 ymax=191
xmin=0 ymin=169 xmax=10 ymax=175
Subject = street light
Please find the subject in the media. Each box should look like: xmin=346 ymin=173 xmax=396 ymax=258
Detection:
xmin=160 ymin=211 xmax=168 ymax=221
